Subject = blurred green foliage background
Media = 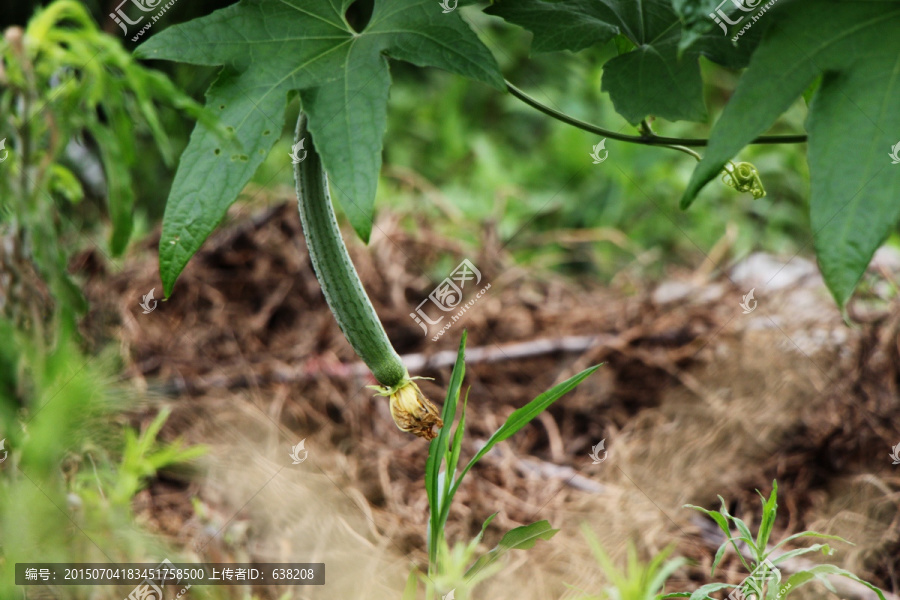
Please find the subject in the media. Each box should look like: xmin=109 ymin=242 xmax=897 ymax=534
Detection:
xmin=2 ymin=0 xmax=811 ymax=283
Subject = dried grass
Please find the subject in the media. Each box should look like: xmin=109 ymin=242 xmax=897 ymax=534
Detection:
xmin=80 ymin=203 xmax=900 ymax=599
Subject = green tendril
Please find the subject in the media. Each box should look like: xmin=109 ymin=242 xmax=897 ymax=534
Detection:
xmin=722 ymin=161 xmax=766 ymax=199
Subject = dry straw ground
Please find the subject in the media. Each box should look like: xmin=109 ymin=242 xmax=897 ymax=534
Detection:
xmin=79 ymin=202 xmax=900 ymax=600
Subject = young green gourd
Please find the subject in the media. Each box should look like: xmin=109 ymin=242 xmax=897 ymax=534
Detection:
xmin=293 ymin=113 xmax=442 ymax=440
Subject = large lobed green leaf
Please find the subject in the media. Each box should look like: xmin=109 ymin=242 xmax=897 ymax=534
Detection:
xmin=670 ymin=0 xmax=764 ymax=56
xmin=135 ymin=0 xmax=503 ymax=296
xmin=679 ymin=1 xmax=900 ymax=308
xmin=486 ymin=0 xmax=758 ymax=124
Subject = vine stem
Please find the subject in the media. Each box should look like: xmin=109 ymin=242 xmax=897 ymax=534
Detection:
xmin=641 ymin=118 xmax=703 ymax=161
xmin=505 ymin=80 xmax=807 ymax=148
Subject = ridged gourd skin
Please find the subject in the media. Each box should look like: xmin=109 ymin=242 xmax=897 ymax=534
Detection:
xmin=293 ymin=114 xmax=407 ymax=388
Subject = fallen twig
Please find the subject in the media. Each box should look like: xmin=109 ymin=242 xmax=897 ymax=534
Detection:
xmin=474 ymin=438 xmax=608 ymax=495
xmin=153 ymin=333 xmax=620 ymax=395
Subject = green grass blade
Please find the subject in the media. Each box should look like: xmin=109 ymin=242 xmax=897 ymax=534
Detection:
xmin=688 ymin=582 xmax=735 ymax=600
xmin=451 ymin=364 xmax=601 ymax=498
xmin=582 ymin=524 xmax=622 ymax=587
xmin=770 ymin=531 xmax=853 ymax=552
xmin=711 ymin=540 xmax=729 ymax=576
xmin=756 ymin=480 xmax=778 ymax=550
xmin=447 ymin=389 xmax=469 ymax=485
xmin=770 ymin=544 xmax=832 ymax=566
xmin=477 ymin=513 xmax=497 ymax=543
xmin=435 ymin=330 xmax=468 ymax=468
xmin=715 ymin=498 xmax=758 ymax=565
xmin=425 ymin=331 xmax=467 ymax=563
xmin=685 ymin=501 xmax=752 ymax=573
xmin=467 ymin=512 xmax=498 ymax=555
xmin=649 ymin=554 xmax=686 ymax=596
xmin=425 ymin=331 xmax=467 ymax=506
xmin=140 ymin=408 xmax=171 ymax=454
xmin=402 ymin=567 xmax=418 ymax=600
xmin=425 ymin=430 xmax=440 ymax=517
xmin=684 ymin=504 xmax=731 ymax=540
xmin=464 ymin=520 xmax=558 ymax=579
xmin=730 ymin=516 xmax=758 ymax=555
xmin=782 ymin=565 xmax=886 ymax=600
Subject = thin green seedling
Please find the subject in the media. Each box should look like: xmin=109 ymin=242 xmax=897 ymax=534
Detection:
xmin=667 ymin=480 xmax=886 ymax=600
xmin=408 ymin=330 xmax=601 ymax=600
xmin=110 ymin=407 xmax=207 ymax=505
xmin=570 ymin=526 xmax=685 ymax=600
